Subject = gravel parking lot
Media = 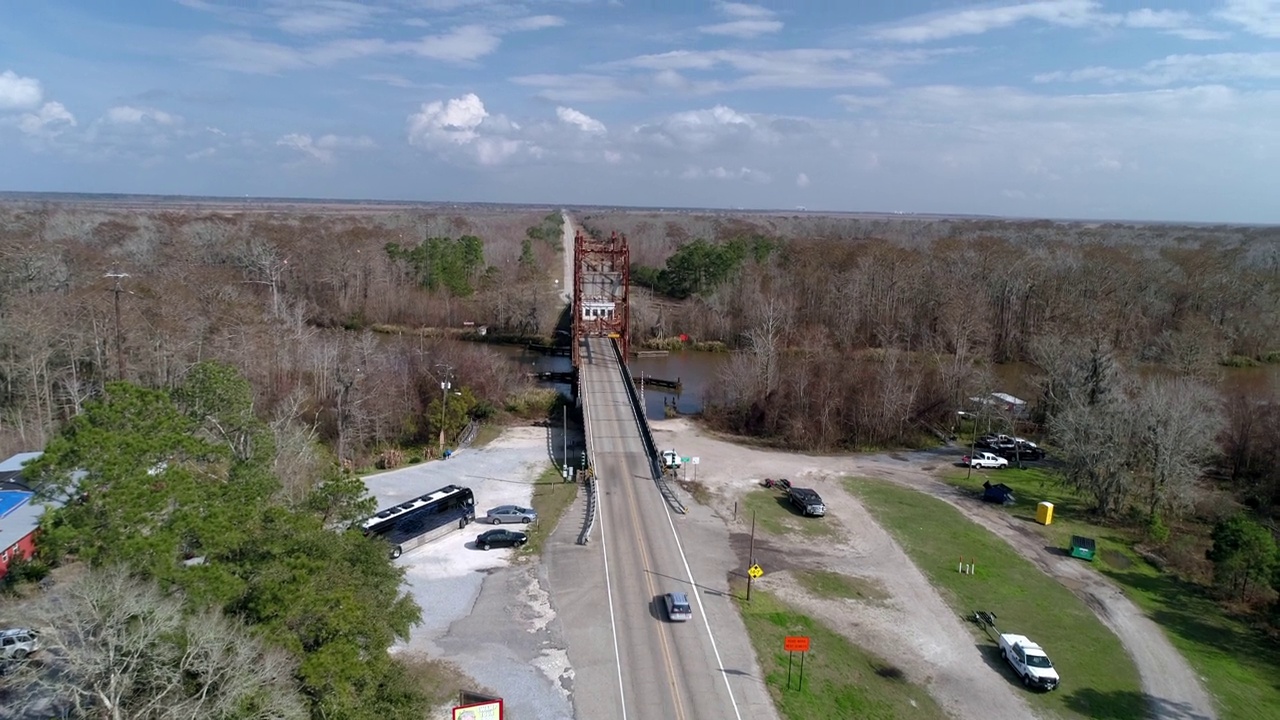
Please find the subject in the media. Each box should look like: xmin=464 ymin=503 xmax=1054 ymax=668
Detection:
xmin=362 ymin=426 xmax=575 ymax=720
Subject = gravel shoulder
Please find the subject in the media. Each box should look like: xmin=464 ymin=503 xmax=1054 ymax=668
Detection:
xmin=650 ymin=417 xmax=1217 ymax=720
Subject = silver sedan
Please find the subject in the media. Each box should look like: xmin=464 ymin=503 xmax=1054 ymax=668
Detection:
xmin=484 ymin=505 xmax=538 ymax=525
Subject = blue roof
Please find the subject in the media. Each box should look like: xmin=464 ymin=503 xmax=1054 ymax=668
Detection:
xmin=0 ymin=490 xmax=32 ymax=518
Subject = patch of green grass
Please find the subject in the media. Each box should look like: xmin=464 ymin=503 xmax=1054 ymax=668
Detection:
xmin=518 ymin=465 xmax=579 ymax=557
xmin=942 ymin=468 xmax=1139 ymax=566
xmin=848 ymin=477 xmax=1145 ymax=720
xmin=942 ymin=468 xmax=1280 ymax=720
xmin=794 ymin=569 xmax=890 ymax=604
xmin=734 ymin=581 xmax=946 ymax=720
xmin=742 ymin=489 xmax=836 ymax=538
xmin=469 ymin=422 xmax=503 ymax=448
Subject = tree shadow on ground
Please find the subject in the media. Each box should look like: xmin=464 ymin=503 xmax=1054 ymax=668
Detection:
xmin=1107 ymin=569 xmax=1280 ymax=672
xmin=1064 ymin=688 xmax=1206 ymax=720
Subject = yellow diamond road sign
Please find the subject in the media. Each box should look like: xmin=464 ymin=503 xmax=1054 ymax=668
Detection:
xmin=748 ymin=564 xmax=763 ymax=579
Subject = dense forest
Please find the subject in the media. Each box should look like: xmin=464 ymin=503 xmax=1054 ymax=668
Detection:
xmin=3 ymin=201 xmax=1280 ymax=614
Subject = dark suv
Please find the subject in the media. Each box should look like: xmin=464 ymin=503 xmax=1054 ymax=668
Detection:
xmin=787 ymin=487 xmax=826 ymax=517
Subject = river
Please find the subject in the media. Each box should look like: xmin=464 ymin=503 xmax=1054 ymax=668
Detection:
xmin=490 ymin=344 xmax=1280 ymax=419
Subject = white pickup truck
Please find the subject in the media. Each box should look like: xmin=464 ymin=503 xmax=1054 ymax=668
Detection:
xmin=661 ymin=450 xmax=682 ymax=470
xmin=998 ymin=633 xmax=1060 ymax=691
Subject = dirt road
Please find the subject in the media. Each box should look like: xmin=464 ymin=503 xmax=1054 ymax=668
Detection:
xmin=651 ymin=418 xmax=1217 ymax=720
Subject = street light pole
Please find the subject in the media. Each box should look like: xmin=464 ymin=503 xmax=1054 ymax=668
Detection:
xmin=437 ymin=363 xmax=454 ymax=457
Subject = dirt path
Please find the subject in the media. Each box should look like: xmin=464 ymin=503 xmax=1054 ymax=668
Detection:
xmin=652 ymin=421 xmax=1038 ymax=720
xmin=854 ymin=452 xmax=1218 ymax=720
xmin=651 ymin=418 xmax=1218 ymax=720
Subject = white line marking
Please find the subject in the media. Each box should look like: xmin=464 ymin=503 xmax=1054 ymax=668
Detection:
xmin=587 ymin=369 xmax=629 ymax=720
xmin=657 ymin=464 xmax=744 ymax=720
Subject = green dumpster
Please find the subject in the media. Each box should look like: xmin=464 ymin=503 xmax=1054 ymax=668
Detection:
xmin=1070 ymin=535 xmax=1097 ymax=561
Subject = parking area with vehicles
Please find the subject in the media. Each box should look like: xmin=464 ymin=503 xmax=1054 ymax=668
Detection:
xmin=648 ymin=416 xmax=1216 ymax=720
xmin=361 ymin=425 xmax=576 ymax=720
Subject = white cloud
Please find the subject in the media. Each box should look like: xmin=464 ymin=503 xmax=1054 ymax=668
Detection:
xmin=556 ymin=106 xmax=606 ymax=134
xmin=505 ymin=15 xmax=565 ymax=32
xmin=0 ymin=69 xmax=43 ymax=110
xmin=404 ymin=24 xmax=500 ymax=62
xmin=272 ymin=1 xmax=378 ymax=35
xmin=511 ymin=73 xmax=640 ymax=103
xmin=18 ymin=101 xmax=76 ymax=137
xmin=873 ymin=0 xmax=1106 ymax=42
xmin=186 ymin=147 xmax=217 ymax=161
xmin=681 ymin=165 xmax=772 ymax=183
xmin=1035 ymin=52 xmax=1280 ymax=86
xmin=407 ymin=93 xmax=528 ymax=165
xmin=699 ymin=4 xmax=784 ymax=39
xmin=1122 ymin=8 xmax=1231 ymax=40
xmin=796 ymin=172 xmax=810 ymax=187
xmin=1218 ymin=0 xmax=1280 ymax=38
xmin=277 ymin=132 xmax=374 ymax=162
xmin=106 ymin=105 xmax=179 ymax=125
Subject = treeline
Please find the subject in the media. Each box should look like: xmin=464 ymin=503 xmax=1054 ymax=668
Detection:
xmin=0 ymin=205 xmax=563 ymax=463
xmin=1 ymin=363 xmax=427 ymax=718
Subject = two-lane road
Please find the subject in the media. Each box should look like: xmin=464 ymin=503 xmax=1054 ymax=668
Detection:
xmin=579 ymin=337 xmax=743 ymax=720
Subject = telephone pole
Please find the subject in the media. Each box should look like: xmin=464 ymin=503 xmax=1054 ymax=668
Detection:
xmin=104 ymin=270 xmax=130 ymax=381
xmin=437 ymin=363 xmax=455 ymax=457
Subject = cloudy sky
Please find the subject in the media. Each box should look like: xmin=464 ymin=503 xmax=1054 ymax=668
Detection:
xmin=1 ymin=1 xmax=1278 ymax=223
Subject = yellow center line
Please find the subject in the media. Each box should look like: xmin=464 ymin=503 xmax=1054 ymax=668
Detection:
xmin=617 ymin=378 xmax=688 ymax=720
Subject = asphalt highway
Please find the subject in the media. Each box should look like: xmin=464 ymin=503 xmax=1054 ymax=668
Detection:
xmin=576 ymin=336 xmax=743 ymax=720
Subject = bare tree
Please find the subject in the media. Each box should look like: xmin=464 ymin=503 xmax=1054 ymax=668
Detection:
xmin=1 ymin=566 xmax=307 ymax=720
xmin=1131 ymin=376 xmax=1224 ymax=520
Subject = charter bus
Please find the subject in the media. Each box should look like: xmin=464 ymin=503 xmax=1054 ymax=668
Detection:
xmin=360 ymin=484 xmax=476 ymax=559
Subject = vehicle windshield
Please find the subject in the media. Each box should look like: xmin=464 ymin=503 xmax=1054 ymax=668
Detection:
xmin=1025 ymin=654 xmax=1053 ymax=668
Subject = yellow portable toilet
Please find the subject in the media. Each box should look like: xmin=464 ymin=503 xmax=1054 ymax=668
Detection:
xmin=1037 ymin=501 xmax=1054 ymax=525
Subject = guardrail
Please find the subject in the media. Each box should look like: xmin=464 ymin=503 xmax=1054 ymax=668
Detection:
xmin=610 ymin=339 xmax=661 ymax=480
xmin=611 ymin=339 xmax=687 ymax=515
xmin=578 ymin=357 xmax=599 ymax=545
xmin=577 ymin=473 xmax=597 ymax=546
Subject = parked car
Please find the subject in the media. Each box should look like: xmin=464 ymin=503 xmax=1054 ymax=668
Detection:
xmin=962 ymin=452 xmax=1010 ymax=469
xmin=661 ymin=450 xmax=682 ymax=470
xmin=787 ymin=487 xmax=827 ymax=517
xmin=993 ymin=442 xmax=1045 ymax=461
xmin=0 ymin=628 xmax=39 ymax=661
xmin=485 ymin=505 xmax=538 ymax=524
xmin=663 ymin=592 xmax=693 ymax=622
xmin=475 ymin=529 xmax=528 ymax=550
xmin=999 ymin=632 xmax=1060 ymax=690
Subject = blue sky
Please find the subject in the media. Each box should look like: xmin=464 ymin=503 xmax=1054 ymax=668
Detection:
xmin=1 ymin=1 xmax=1278 ymax=223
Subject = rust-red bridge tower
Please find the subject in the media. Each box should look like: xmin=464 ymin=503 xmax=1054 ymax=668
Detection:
xmin=571 ymin=229 xmax=630 ymax=367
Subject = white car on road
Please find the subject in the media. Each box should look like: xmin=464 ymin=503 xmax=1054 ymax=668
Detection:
xmin=963 ymin=451 xmax=1009 ymax=469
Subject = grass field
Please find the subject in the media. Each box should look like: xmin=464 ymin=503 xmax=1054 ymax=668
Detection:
xmin=519 ymin=464 xmax=579 ymax=557
xmin=848 ymin=477 xmax=1146 ymax=720
xmin=742 ymin=488 xmax=836 ymax=538
xmin=793 ymin=568 xmax=890 ymax=604
xmin=944 ymin=467 xmax=1280 ymax=720
xmin=734 ymin=580 xmax=946 ymax=720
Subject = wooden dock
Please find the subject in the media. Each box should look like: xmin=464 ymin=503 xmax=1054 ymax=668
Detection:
xmin=632 ymin=350 xmax=670 ymax=358
xmin=634 ymin=375 xmax=681 ymax=391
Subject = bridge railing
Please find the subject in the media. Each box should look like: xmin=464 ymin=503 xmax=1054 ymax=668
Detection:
xmin=610 ymin=339 xmax=660 ymax=480
xmin=577 ymin=358 xmax=599 ymax=545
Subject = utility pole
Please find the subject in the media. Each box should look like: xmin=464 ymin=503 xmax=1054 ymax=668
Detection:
xmin=104 ymin=270 xmax=130 ymax=381
xmin=747 ymin=510 xmax=757 ymax=602
xmin=437 ymin=363 xmax=454 ymax=457
xmin=563 ymin=403 xmax=568 ymax=473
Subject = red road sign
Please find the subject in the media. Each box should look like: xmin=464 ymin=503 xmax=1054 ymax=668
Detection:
xmin=784 ymin=636 xmax=810 ymax=653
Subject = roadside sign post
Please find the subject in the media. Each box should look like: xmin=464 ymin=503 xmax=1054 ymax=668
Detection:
xmin=783 ymin=636 xmax=811 ymax=691
xmin=747 ymin=563 xmax=763 ymax=602
xmin=746 ymin=510 xmax=758 ymax=602
xmin=691 ymin=456 xmax=700 ymax=483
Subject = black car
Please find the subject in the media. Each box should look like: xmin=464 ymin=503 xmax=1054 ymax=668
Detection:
xmin=475 ymin=528 xmax=528 ymax=550
xmin=993 ymin=442 xmax=1045 ymax=462
xmin=787 ymin=487 xmax=827 ymax=517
